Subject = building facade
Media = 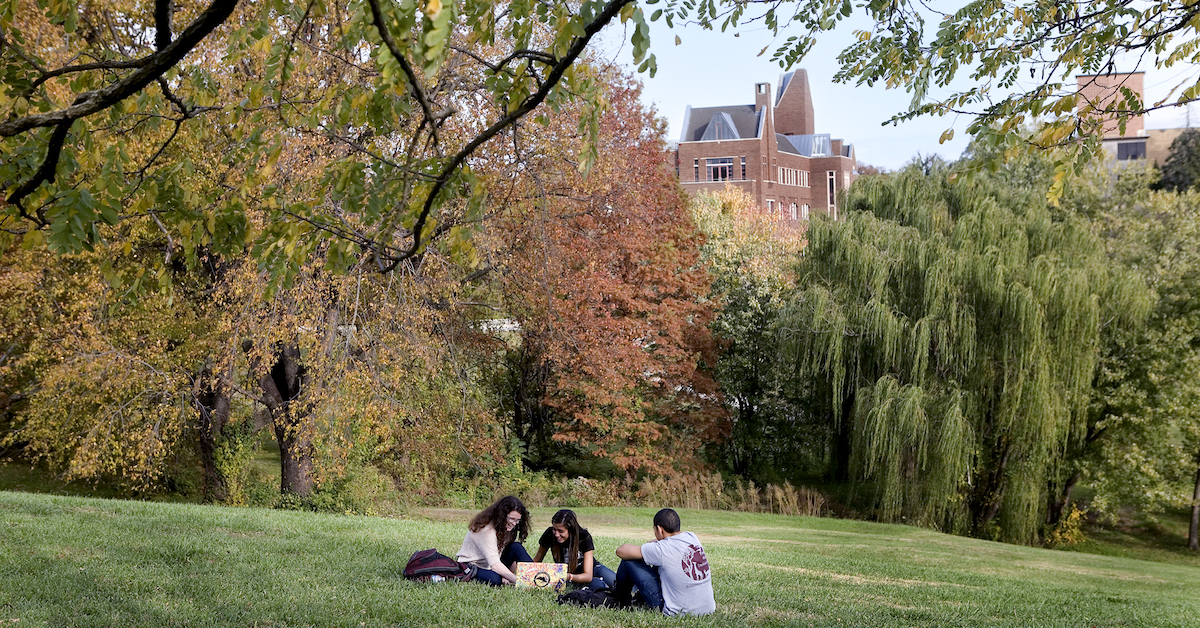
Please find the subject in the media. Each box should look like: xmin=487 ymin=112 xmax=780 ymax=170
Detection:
xmin=1077 ymin=72 xmax=1150 ymax=162
xmin=674 ymin=71 xmax=857 ymax=221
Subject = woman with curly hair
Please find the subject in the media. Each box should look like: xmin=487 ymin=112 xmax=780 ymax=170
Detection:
xmin=456 ymin=495 xmax=532 ymax=585
xmin=533 ymin=508 xmax=615 ymax=589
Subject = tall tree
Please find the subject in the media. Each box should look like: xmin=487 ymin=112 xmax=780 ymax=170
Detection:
xmin=484 ymin=69 xmax=724 ymax=475
xmin=777 ymin=164 xmax=1150 ymax=543
xmin=688 ymin=188 xmax=816 ymax=484
xmin=1056 ymin=165 xmax=1200 ymax=547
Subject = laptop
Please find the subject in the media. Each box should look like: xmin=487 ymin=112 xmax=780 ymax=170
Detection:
xmin=514 ymin=562 xmax=569 ymax=592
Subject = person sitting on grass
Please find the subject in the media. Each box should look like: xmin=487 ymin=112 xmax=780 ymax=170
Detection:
xmin=456 ymin=495 xmax=532 ymax=586
xmin=532 ymin=509 xmax=616 ymax=590
xmin=613 ymin=508 xmax=715 ymax=616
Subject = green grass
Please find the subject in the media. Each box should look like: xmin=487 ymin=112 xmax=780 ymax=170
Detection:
xmin=0 ymin=461 xmax=133 ymax=500
xmin=2 ymin=492 xmax=1197 ymax=627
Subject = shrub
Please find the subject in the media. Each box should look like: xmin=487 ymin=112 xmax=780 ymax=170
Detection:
xmin=1044 ymin=505 xmax=1088 ymax=548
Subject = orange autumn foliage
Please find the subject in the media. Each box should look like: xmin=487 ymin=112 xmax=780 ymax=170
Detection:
xmin=482 ymin=69 xmax=727 ymax=474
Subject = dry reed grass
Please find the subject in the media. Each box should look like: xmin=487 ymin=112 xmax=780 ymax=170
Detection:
xmin=635 ymin=471 xmax=825 ymax=517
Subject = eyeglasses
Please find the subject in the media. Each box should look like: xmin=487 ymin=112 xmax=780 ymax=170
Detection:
xmin=506 ymin=514 xmax=522 ymax=524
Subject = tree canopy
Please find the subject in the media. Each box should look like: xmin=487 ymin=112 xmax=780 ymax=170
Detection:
xmin=776 ymin=164 xmax=1150 ymax=543
xmin=1157 ymin=129 xmax=1200 ymax=193
xmin=1 ymin=0 xmax=657 ymax=282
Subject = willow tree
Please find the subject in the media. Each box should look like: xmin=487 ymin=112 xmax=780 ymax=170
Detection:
xmin=777 ymin=165 xmax=1150 ymax=543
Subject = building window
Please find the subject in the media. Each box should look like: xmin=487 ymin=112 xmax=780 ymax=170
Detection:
xmin=801 ymin=170 xmax=809 ymax=187
xmin=790 ymin=203 xmax=797 ymax=220
xmin=741 ymin=157 xmax=746 ymax=180
xmin=693 ymin=159 xmax=699 ymax=182
xmin=766 ymin=199 xmax=774 ymax=212
xmin=1117 ymin=141 xmax=1147 ymax=160
xmin=708 ymin=157 xmax=734 ymax=181
xmin=827 ymin=171 xmax=837 ymax=211
xmin=801 ymin=204 xmax=810 ymax=220
xmin=779 ymin=167 xmax=802 ymax=186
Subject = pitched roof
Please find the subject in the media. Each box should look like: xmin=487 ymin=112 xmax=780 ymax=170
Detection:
xmin=776 ymin=71 xmax=794 ymax=106
xmin=700 ymin=112 xmax=742 ymax=141
xmin=681 ymin=105 xmax=760 ymax=142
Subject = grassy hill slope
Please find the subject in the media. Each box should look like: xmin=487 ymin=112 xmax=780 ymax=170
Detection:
xmin=1 ymin=491 xmax=1196 ymax=627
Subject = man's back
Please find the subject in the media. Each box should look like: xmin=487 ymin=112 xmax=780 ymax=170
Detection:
xmin=640 ymin=531 xmax=716 ymax=616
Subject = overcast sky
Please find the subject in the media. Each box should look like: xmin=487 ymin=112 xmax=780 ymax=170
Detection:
xmin=595 ymin=17 xmax=1200 ymax=171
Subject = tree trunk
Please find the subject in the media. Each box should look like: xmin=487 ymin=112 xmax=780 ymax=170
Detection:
xmin=1189 ymin=452 xmax=1200 ymax=551
xmin=274 ymin=413 xmax=315 ymax=497
xmin=1046 ymin=471 xmax=1080 ymax=527
xmin=258 ymin=343 xmax=314 ymax=497
xmin=193 ymin=363 xmax=232 ymax=503
xmin=829 ymin=391 xmax=855 ymax=482
xmin=970 ymin=439 xmax=1010 ymax=534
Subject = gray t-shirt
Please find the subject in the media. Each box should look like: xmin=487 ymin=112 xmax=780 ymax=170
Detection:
xmin=640 ymin=531 xmax=715 ymax=616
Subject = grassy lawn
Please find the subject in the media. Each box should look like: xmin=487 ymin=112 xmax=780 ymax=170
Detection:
xmin=1 ymin=492 xmax=1197 ymax=627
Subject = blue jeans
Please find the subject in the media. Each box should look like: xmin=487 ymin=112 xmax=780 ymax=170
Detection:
xmin=473 ymin=542 xmax=533 ymax=586
xmin=614 ymin=559 xmax=664 ymax=611
xmin=590 ymin=560 xmax=616 ymax=590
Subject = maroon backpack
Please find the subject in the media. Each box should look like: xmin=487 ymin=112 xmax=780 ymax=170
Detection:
xmin=403 ymin=548 xmax=477 ymax=582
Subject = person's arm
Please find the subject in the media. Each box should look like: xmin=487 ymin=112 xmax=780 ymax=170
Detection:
xmin=480 ymin=528 xmax=520 ymax=585
xmin=533 ymin=545 xmax=548 ymax=562
xmin=487 ymin=548 xmax=520 ymax=584
xmin=615 ymin=543 xmax=643 ymax=560
xmin=574 ymin=550 xmax=595 ymax=584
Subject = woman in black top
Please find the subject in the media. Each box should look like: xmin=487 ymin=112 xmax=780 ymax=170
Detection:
xmin=532 ymin=509 xmax=615 ymax=589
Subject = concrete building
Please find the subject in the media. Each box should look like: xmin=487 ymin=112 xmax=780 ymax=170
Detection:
xmin=674 ymin=71 xmax=857 ymax=221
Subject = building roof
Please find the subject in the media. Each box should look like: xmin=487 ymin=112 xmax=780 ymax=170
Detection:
xmin=776 ymin=71 xmax=794 ymax=106
xmin=700 ymin=112 xmax=742 ymax=141
xmin=681 ymin=105 xmax=760 ymax=142
xmin=779 ymin=134 xmax=832 ymax=157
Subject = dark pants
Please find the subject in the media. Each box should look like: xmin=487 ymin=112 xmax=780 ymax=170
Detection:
xmin=614 ymin=559 xmax=664 ymax=610
xmin=473 ymin=542 xmax=533 ymax=586
xmin=589 ymin=560 xmax=617 ymax=590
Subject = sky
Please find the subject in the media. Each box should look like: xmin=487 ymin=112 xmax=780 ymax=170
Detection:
xmin=593 ymin=16 xmax=1200 ymax=171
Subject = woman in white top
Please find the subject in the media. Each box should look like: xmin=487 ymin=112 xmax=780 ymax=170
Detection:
xmin=456 ymin=495 xmax=532 ymax=585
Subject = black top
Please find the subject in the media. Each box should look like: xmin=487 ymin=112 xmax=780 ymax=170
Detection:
xmin=538 ymin=527 xmax=595 ymax=574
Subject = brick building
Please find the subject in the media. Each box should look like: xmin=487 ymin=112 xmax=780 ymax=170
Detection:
xmin=674 ymin=70 xmax=857 ymax=220
xmin=1077 ymin=72 xmax=1149 ymax=162
xmin=1075 ymin=71 xmax=1200 ymax=167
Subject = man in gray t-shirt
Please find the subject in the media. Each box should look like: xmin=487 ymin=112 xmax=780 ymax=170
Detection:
xmin=614 ymin=508 xmax=716 ymax=616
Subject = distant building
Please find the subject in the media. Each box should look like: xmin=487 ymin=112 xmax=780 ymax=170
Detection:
xmin=674 ymin=71 xmax=857 ymax=221
xmin=1076 ymin=72 xmax=1200 ymax=167
xmin=1077 ymin=72 xmax=1149 ymax=162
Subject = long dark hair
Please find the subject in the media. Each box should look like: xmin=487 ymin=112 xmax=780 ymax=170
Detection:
xmin=470 ymin=495 xmax=530 ymax=551
xmin=550 ymin=509 xmax=583 ymax=572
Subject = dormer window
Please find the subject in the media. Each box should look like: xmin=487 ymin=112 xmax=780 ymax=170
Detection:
xmin=701 ymin=113 xmax=740 ymax=141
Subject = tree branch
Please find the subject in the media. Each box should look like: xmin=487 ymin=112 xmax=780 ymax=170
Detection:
xmin=0 ymin=0 xmax=239 ymax=138
xmin=5 ymin=120 xmax=72 ymax=216
xmin=365 ymin=0 xmax=441 ymax=151
xmin=382 ymin=0 xmax=636 ymax=271
xmin=155 ymin=0 xmax=174 ymax=51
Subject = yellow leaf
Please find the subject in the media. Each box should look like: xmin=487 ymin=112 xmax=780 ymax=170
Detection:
xmin=425 ymin=0 xmax=442 ymax=19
